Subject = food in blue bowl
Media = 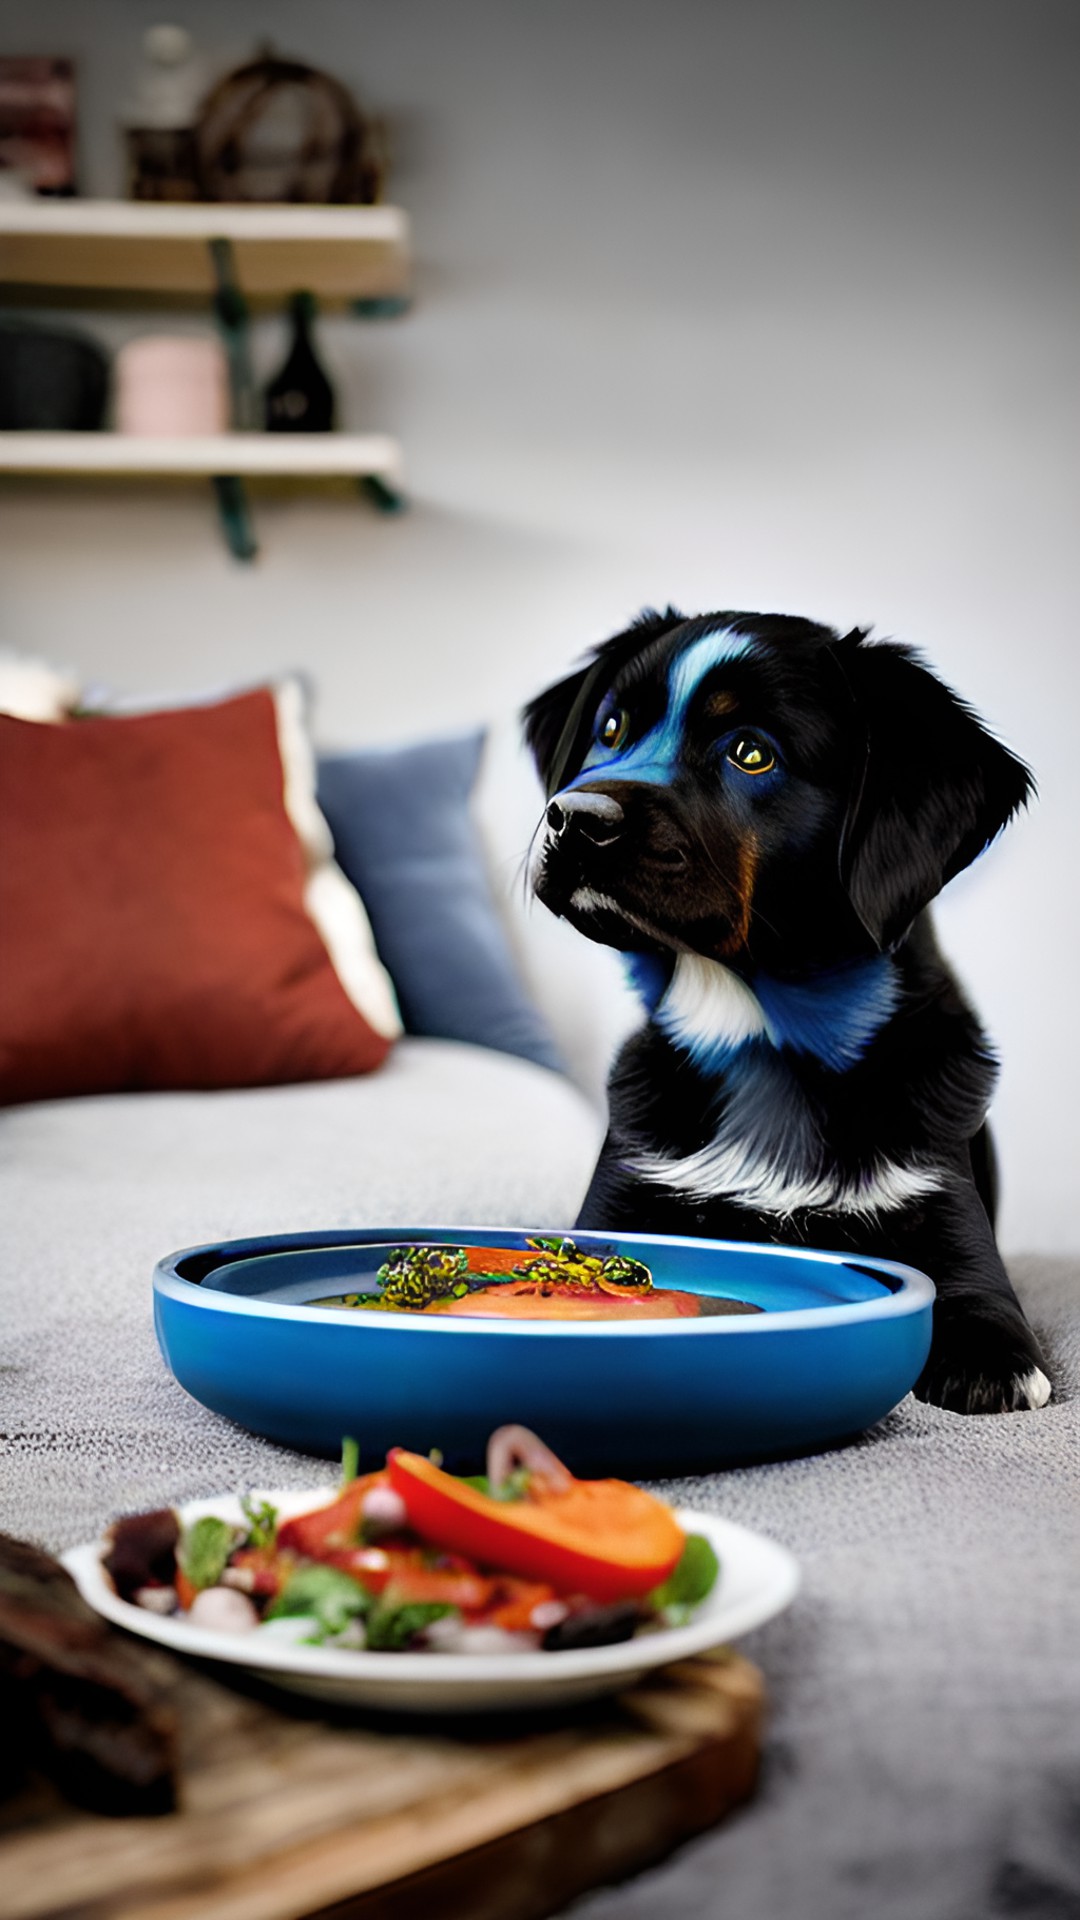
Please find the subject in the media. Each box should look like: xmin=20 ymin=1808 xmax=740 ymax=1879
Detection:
xmin=153 ymin=1227 xmax=934 ymax=1474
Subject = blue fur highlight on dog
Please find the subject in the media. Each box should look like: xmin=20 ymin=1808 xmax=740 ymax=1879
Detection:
xmin=667 ymin=630 xmax=753 ymax=715
xmin=574 ymin=628 xmax=753 ymax=790
xmin=576 ymin=733 xmax=675 ymax=786
xmin=624 ymin=949 xmax=898 ymax=1074
xmin=663 ymin=1018 xmax=762 ymax=1075
xmin=621 ymin=951 xmax=674 ymax=1012
xmin=753 ymin=958 xmax=900 ymax=1072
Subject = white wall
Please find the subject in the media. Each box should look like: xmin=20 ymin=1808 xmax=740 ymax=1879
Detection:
xmin=2 ymin=0 xmax=1077 ymax=1249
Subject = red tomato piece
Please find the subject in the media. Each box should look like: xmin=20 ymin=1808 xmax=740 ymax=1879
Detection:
xmin=485 ymin=1578 xmax=560 ymax=1632
xmin=276 ymin=1471 xmax=389 ymax=1558
xmin=381 ymin=1565 xmax=496 ymax=1613
xmin=174 ymin=1566 xmax=198 ymax=1612
xmin=323 ymin=1545 xmax=399 ymax=1595
xmin=228 ymin=1545 xmax=291 ymax=1598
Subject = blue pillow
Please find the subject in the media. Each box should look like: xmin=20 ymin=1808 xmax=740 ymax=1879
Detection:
xmin=317 ymin=733 xmax=564 ymax=1074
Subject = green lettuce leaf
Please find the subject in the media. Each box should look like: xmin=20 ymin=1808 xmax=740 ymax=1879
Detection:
xmin=177 ymin=1515 xmax=240 ymax=1592
xmin=648 ymin=1533 xmax=721 ymax=1624
xmin=365 ymin=1601 xmax=456 ymax=1651
xmin=267 ymin=1564 xmax=372 ymax=1638
xmin=239 ymin=1494 xmax=278 ymax=1550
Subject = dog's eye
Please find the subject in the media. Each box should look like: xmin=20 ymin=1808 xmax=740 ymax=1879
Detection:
xmin=726 ymin=734 xmax=776 ymax=775
xmin=596 ymin=707 xmax=630 ymax=751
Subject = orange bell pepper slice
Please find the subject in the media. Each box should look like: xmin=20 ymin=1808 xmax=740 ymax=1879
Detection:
xmin=386 ymin=1449 xmax=685 ymax=1602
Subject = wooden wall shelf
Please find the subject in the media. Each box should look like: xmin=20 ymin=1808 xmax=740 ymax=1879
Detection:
xmin=0 ymin=199 xmax=411 ymax=304
xmin=0 ymin=199 xmax=413 ymax=556
xmin=0 ymin=431 xmax=404 ymax=482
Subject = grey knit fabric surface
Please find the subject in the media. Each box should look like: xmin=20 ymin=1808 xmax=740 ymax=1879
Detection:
xmin=573 ymin=1252 xmax=1080 ymax=1920
xmin=2 ymin=1055 xmax=1078 ymax=1920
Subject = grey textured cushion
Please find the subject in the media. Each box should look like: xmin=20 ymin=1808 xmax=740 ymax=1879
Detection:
xmin=2 ymin=1061 xmax=1078 ymax=1918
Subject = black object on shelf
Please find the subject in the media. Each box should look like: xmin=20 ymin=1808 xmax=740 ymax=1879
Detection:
xmin=0 ymin=320 xmax=109 ymax=431
xmin=264 ymin=291 xmax=336 ymax=433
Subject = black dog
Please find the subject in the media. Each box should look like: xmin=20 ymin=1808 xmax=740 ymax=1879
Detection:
xmin=524 ymin=608 xmax=1049 ymax=1415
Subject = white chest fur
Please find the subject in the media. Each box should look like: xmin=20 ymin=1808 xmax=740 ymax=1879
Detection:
xmin=631 ymin=954 xmax=944 ymax=1219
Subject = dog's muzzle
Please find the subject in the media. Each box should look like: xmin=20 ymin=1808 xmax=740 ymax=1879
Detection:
xmin=545 ymin=789 xmax=625 ymax=848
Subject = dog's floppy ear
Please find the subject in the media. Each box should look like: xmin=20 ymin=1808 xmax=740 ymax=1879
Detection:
xmin=837 ymin=640 xmax=1034 ymax=951
xmin=523 ymin=607 xmax=684 ymax=798
xmin=522 ymin=659 xmax=601 ymax=799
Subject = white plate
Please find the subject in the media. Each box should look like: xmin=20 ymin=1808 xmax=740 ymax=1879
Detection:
xmin=63 ymin=1489 xmax=800 ymax=1714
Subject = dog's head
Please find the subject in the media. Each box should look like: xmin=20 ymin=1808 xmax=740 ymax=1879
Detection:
xmin=524 ymin=609 xmax=1032 ymax=971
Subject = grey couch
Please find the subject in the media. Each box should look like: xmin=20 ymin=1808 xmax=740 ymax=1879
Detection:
xmin=2 ymin=1039 xmax=1079 ymax=1920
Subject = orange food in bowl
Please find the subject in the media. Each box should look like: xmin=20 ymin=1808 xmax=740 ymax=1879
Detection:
xmin=423 ymin=1280 xmax=705 ymax=1320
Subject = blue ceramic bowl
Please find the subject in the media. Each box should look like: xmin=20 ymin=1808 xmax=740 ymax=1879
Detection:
xmin=153 ymin=1228 xmax=934 ymax=1474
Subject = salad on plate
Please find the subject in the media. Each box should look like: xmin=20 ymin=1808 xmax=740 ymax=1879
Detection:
xmin=101 ymin=1426 xmax=720 ymax=1657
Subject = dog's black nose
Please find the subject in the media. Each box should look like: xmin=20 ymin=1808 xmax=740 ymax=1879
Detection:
xmin=546 ymin=790 xmax=625 ymax=846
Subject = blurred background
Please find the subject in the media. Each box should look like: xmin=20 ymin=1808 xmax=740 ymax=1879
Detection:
xmin=0 ymin=0 xmax=1076 ymax=1250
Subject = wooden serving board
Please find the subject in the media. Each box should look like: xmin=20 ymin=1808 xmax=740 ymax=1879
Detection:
xmin=0 ymin=1652 xmax=763 ymax=1920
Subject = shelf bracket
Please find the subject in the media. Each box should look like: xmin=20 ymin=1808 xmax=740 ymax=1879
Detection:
xmin=208 ymin=236 xmax=257 ymax=429
xmin=360 ymin=473 xmax=407 ymax=515
xmin=350 ymin=295 xmax=412 ymax=320
xmin=207 ymin=236 xmax=258 ymax=558
xmin=212 ymin=476 xmax=258 ymax=561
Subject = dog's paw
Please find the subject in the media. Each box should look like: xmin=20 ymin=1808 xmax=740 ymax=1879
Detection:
xmin=915 ymin=1302 xmax=1052 ymax=1415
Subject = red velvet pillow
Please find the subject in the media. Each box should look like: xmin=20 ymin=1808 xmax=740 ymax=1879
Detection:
xmin=0 ymin=688 xmax=395 ymax=1104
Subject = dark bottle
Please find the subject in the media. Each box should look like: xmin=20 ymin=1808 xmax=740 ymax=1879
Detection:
xmin=264 ymin=291 xmax=336 ymax=432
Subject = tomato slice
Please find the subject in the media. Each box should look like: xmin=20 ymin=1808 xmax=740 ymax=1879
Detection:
xmin=175 ymin=1566 xmax=198 ymax=1612
xmin=485 ymin=1577 xmax=559 ymax=1632
xmin=276 ymin=1472 xmax=389 ymax=1558
xmin=382 ymin=1565 xmax=496 ymax=1613
xmin=386 ymin=1451 xmax=685 ymax=1602
xmin=319 ymin=1545 xmax=492 ymax=1614
xmin=323 ymin=1545 xmax=400 ymax=1595
xmin=228 ymin=1545 xmax=291 ymax=1599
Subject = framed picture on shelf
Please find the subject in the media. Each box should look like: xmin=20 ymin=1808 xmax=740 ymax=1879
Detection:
xmin=0 ymin=56 xmax=77 ymax=195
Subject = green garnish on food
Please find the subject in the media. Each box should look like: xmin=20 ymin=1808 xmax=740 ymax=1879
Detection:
xmin=267 ymin=1564 xmax=372 ymax=1638
xmin=492 ymin=1466 xmax=532 ymax=1503
xmin=268 ymin=1568 xmax=456 ymax=1651
xmin=457 ymin=1473 xmax=490 ymax=1495
xmin=647 ymin=1533 xmax=721 ymax=1624
xmin=456 ymin=1467 xmax=531 ymax=1502
xmin=453 ymin=1469 xmax=528 ymax=1502
xmin=340 ymin=1435 xmax=361 ymax=1487
xmin=365 ymin=1600 xmax=456 ymax=1652
xmin=177 ymin=1515 xmax=240 ymax=1592
xmin=239 ymin=1494 xmax=278 ymax=1550
xmin=597 ymin=1253 xmax=653 ymax=1291
xmin=378 ymin=1246 xmax=470 ymax=1310
xmin=514 ymin=1238 xmax=653 ymax=1296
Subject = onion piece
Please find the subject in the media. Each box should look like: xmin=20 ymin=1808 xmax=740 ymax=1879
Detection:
xmin=187 ymin=1587 xmax=260 ymax=1634
xmin=486 ymin=1425 xmax=573 ymax=1495
xmin=530 ymin=1598 xmax=570 ymax=1631
xmin=360 ymin=1486 xmax=408 ymax=1534
xmin=452 ymin=1625 xmax=542 ymax=1655
xmin=133 ymin=1584 xmax=177 ymax=1615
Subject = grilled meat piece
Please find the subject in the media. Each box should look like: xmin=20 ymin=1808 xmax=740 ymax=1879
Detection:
xmin=0 ymin=1530 xmax=179 ymax=1816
